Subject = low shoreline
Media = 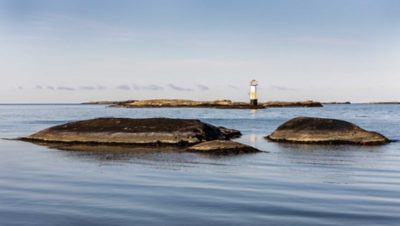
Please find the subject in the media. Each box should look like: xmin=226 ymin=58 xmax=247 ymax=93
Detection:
xmin=82 ymin=99 xmax=323 ymax=109
xmin=322 ymin=102 xmax=351 ymax=105
xmin=366 ymin=102 xmax=400 ymax=105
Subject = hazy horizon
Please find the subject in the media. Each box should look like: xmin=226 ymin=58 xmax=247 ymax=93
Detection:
xmin=1 ymin=0 xmax=399 ymax=103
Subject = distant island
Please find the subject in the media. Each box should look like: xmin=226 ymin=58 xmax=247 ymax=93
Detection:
xmin=322 ymin=101 xmax=351 ymax=104
xmin=367 ymin=102 xmax=400 ymax=104
xmin=82 ymin=99 xmax=323 ymax=109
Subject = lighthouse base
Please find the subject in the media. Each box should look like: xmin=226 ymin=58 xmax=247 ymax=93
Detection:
xmin=250 ymin=99 xmax=258 ymax=106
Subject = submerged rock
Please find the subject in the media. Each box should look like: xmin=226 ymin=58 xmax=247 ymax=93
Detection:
xmin=188 ymin=140 xmax=260 ymax=154
xmin=21 ymin=117 xmax=241 ymax=146
xmin=266 ymin=117 xmax=389 ymax=145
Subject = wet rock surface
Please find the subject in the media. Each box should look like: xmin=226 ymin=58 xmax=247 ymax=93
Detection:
xmin=217 ymin=126 xmax=242 ymax=139
xmin=21 ymin=117 xmax=241 ymax=146
xmin=188 ymin=140 xmax=261 ymax=154
xmin=266 ymin=117 xmax=389 ymax=145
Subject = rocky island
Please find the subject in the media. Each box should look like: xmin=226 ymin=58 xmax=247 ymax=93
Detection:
xmin=263 ymin=100 xmax=322 ymax=107
xmin=20 ymin=117 xmax=260 ymax=154
xmin=83 ymin=99 xmax=323 ymax=109
xmin=82 ymin=100 xmax=136 ymax=105
xmin=110 ymin=99 xmax=266 ymax=109
xmin=322 ymin=102 xmax=351 ymax=105
xmin=367 ymin=102 xmax=400 ymax=105
xmin=266 ymin=117 xmax=390 ymax=145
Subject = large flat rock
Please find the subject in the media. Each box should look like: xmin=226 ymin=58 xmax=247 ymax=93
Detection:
xmin=266 ymin=117 xmax=389 ymax=145
xmin=21 ymin=117 xmax=241 ymax=146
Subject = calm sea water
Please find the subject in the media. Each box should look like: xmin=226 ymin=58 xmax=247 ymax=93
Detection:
xmin=0 ymin=104 xmax=399 ymax=226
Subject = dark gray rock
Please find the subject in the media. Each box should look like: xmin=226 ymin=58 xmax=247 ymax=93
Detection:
xmin=20 ymin=117 xmax=241 ymax=146
xmin=266 ymin=117 xmax=389 ymax=145
xmin=188 ymin=140 xmax=260 ymax=154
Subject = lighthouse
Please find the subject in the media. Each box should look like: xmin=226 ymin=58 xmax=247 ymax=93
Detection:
xmin=250 ymin=79 xmax=258 ymax=106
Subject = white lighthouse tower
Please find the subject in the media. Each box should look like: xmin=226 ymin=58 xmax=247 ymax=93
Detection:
xmin=250 ymin=79 xmax=258 ymax=106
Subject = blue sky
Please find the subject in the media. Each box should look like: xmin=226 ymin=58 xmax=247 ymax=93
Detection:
xmin=0 ymin=0 xmax=399 ymax=103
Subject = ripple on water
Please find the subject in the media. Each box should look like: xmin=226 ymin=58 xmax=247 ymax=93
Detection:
xmin=0 ymin=104 xmax=400 ymax=225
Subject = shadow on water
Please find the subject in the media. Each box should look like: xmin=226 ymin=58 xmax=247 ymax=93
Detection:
xmin=256 ymin=139 xmax=398 ymax=185
xmin=23 ymin=141 xmax=262 ymax=164
xmin=274 ymin=142 xmax=387 ymax=152
xmin=268 ymin=140 xmax=389 ymax=165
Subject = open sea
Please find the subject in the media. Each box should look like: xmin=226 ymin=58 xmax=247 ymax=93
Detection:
xmin=0 ymin=104 xmax=399 ymax=226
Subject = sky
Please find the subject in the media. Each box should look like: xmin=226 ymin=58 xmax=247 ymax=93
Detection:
xmin=0 ymin=0 xmax=399 ymax=103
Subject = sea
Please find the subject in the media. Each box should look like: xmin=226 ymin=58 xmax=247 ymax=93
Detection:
xmin=0 ymin=104 xmax=399 ymax=226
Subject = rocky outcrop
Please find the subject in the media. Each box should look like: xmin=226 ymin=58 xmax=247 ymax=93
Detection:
xmin=266 ymin=117 xmax=389 ymax=145
xmin=111 ymin=99 xmax=265 ymax=109
xmin=122 ymin=99 xmax=232 ymax=107
xmin=21 ymin=117 xmax=241 ymax=146
xmin=188 ymin=140 xmax=260 ymax=154
xmin=82 ymin=100 xmax=137 ymax=105
xmin=263 ymin=100 xmax=323 ymax=107
xmin=85 ymin=99 xmax=323 ymax=109
xmin=19 ymin=117 xmax=263 ymax=154
xmin=218 ymin=126 xmax=242 ymax=138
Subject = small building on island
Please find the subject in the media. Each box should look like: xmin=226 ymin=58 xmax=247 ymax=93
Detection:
xmin=250 ymin=79 xmax=258 ymax=106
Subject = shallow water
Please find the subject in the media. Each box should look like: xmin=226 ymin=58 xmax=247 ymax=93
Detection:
xmin=0 ymin=104 xmax=399 ymax=226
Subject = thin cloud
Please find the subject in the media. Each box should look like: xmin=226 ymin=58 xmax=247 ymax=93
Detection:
xmin=228 ymin=85 xmax=240 ymax=90
xmin=131 ymin=84 xmax=164 ymax=91
xmin=169 ymin=84 xmax=193 ymax=92
xmin=115 ymin=85 xmax=131 ymax=90
xmin=132 ymin=84 xmax=141 ymax=90
xmin=197 ymin=84 xmax=209 ymax=91
xmin=142 ymin=84 xmax=164 ymax=91
xmin=96 ymin=85 xmax=107 ymax=90
xmin=35 ymin=85 xmax=107 ymax=91
xmin=17 ymin=86 xmax=24 ymax=90
xmin=78 ymin=85 xmax=107 ymax=91
xmin=57 ymin=86 xmax=75 ymax=91
xmin=79 ymin=86 xmax=96 ymax=91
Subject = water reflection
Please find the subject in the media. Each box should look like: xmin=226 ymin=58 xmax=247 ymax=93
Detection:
xmin=230 ymin=134 xmax=393 ymax=185
xmin=1 ymin=105 xmax=400 ymax=226
xmin=269 ymin=140 xmax=386 ymax=167
xmin=267 ymin=141 xmax=389 ymax=184
xmin=276 ymin=142 xmax=385 ymax=152
xmin=27 ymin=141 xmax=260 ymax=163
xmin=249 ymin=134 xmax=257 ymax=145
